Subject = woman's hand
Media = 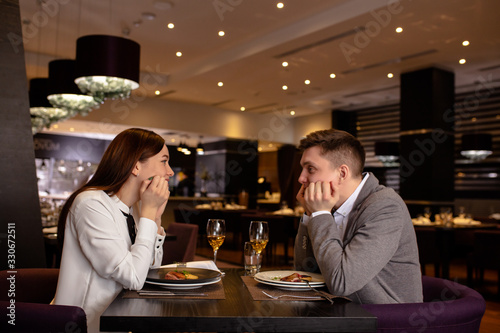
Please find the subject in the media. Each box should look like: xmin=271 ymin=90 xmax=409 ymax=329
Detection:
xmin=139 ymin=176 xmax=170 ymax=222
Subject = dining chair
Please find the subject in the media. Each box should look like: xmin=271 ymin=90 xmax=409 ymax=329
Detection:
xmin=162 ymin=222 xmax=199 ymax=265
xmin=466 ymin=229 xmax=500 ymax=298
xmin=414 ymin=227 xmax=441 ymax=276
xmin=0 ymin=268 xmax=87 ymax=332
xmin=361 ymin=275 xmax=485 ymax=333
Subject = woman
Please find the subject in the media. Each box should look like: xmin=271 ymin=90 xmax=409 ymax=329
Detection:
xmin=53 ymin=128 xmax=174 ymax=332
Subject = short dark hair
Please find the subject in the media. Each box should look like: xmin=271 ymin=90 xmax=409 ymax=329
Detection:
xmin=298 ymin=129 xmax=365 ymax=177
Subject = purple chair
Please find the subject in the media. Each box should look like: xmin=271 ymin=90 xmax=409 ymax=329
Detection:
xmin=162 ymin=222 xmax=199 ymax=265
xmin=361 ymin=275 xmax=485 ymax=333
xmin=0 ymin=268 xmax=87 ymax=332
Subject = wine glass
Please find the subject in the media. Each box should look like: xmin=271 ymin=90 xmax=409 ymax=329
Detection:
xmin=206 ymin=219 xmax=225 ymax=266
xmin=249 ymin=221 xmax=269 ymax=273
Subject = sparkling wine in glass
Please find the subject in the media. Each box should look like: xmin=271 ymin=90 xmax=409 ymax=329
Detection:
xmin=206 ymin=219 xmax=225 ymax=266
xmin=249 ymin=221 xmax=269 ymax=272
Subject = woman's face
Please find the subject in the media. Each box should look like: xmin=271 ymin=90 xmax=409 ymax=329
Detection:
xmin=139 ymin=144 xmax=174 ymax=182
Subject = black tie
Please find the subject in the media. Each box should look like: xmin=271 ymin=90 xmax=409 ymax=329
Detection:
xmin=121 ymin=211 xmax=137 ymax=244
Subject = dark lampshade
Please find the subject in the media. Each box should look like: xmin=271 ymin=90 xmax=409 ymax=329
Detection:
xmin=461 ymin=133 xmax=493 ymax=160
xmin=48 ymin=59 xmax=81 ymax=95
xmin=374 ymin=141 xmax=399 ymax=157
xmin=29 ymin=78 xmax=51 ymax=108
xmin=75 ymin=34 xmax=140 ymax=83
xmin=461 ymin=133 xmax=492 ymax=151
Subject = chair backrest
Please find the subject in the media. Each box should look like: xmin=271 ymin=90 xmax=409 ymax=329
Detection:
xmin=471 ymin=229 xmax=500 ymax=268
xmin=0 ymin=268 xmax=59 ymax=303
xmin=162 ymin=222 xmax=199 ymax=265
xmin=0 ymin=268 xmax=88 ymax=332
xmin=361 ymin=275 xmax=486 ymax=333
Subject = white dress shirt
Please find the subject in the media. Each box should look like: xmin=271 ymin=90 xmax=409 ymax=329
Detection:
xmin=54 ymin=190 xmax=165 ymax=333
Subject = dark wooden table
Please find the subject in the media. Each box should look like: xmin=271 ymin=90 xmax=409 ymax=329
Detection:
xmin=100 ymin=268 xmax=377 ymax=332
xmin=414 ymin=222 xmax=498 ymax=279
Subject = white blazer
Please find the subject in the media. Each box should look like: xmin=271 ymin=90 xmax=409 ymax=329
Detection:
xmin=53 ymin=190 xmax=164 ymax=333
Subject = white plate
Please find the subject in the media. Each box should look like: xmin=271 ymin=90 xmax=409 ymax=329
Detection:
xmin=145 ymin=277 xmax=221 ymax=289
xmin=254 ymin=270 xmax=325 ymax=289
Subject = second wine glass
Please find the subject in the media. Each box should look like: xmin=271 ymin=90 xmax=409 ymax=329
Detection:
xmin=249 ymin=221 xmax=269 ymax=273
xmin=206 ymin=219 xmax=225 ymax=266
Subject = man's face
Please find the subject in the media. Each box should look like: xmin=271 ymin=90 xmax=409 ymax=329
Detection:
xmin=298 ymin=146 xmax=339 ymax=187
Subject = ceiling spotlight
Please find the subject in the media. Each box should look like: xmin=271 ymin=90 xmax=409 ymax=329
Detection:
xmin=395 ymin=27 xmax=403 ymax=33
xmin=282 ymin=85 xmax=288 ymax=90
xmin=218 ymin=31 xmax=225 ymax=37
xmin=176 ymin=51 xmax=182 ymax=57
xmin=240 ymin=107 xmax=245 ymax=111
xmin=459 ymin=58 xmax=466 ymax=64
xmin=304 ymin=79 xmax=310 ymax=85
xmin=142 ymin=12 xmax=156 ymax=21
xmin=330 ymin=73 xmax=336 ymax=78
xmin=277 ymin=2 xmax=284 ymax=9
xmin=155 ymin=90 xmax=160 ymax=95
xmin=218 ymin=81 xmax=224 ymax=87
xmin=387 ymin=73 xmax=394 ymax=78
xmin=290 ymin=110 xmax=295 ymax=115
xmin=282 ymin=61 xmax=288 ymax=67
xmin=167 ymin=23 xmax=175 ymax=29
xmin=462 ymin=40 xmax=470 ymax=46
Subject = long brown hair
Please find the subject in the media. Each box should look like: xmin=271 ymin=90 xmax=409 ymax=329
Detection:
xmin=57 ymin=128 xmax=165 ymax=248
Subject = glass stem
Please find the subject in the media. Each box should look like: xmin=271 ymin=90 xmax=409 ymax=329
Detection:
xmin=213 ymin=249 xmax=218 ymax=265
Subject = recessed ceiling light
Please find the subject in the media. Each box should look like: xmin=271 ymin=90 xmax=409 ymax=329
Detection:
xmin=167 ymin=23 xmax=174 ymax=29
xmin=176 ymin=51 xmax=182 ymax=57
xmin=277 ymin=2 xmax=284 ymax=9
xmin=53 ymin=124 xmax=59 ymax=129
xmin=268 ymin=143 xmax=273 ymax=148
xmin=218 ymin=81 xmax=224 ymax=87
xmin=459 ymin=58 xmax=466 ymax=64
xmin=154 ymin=0 xmax=173 ymax=10
xmin=395 ymin=27 xmax=403 ymax=33
xmin=387 ymin=73 xmax=394 ymax=78
xmin=218 ymin=31 xmax=225 ymax=37
xmin=69 ymin=127 xmax=75 ymax=132
xmin=240 ymin=107 xmax=245 ymax=111
xmin=462 ymin=40 xmax=470 ymax=46
xmin=170 ymin=138 xmax=176 ymax=143
xmin=258 ymin=146 xmax=263 ymax=152
xmin=155 ymin=90 xmax=160 ymax=95
xmin=142 ymin=12 xmax=156 ymax=21
xmin=282 ymin=61 xmax=288 ymax=67
xmin=304 ymin=79 xmax=311 ymax=85
xmin=282 ymin=85 xmax=288 ymax=90
xmin=330 ymin=73 xmax=336 ymax=79
xmin=290 ymin=110 xmax=295 ymax=116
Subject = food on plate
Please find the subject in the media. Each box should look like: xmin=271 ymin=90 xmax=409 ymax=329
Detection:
xmin=164 ymin=270 xmax=199 ymax=280
xmin=279 ymin=272 xmax=312 ymax=282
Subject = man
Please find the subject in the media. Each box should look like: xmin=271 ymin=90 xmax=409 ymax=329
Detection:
xmin=294 ymin=129 xmax=422 ymax=304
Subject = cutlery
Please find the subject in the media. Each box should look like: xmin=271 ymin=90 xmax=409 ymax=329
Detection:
xmin=301 ymin=280 xmax=351 ymax=303
xmin=137 ymin=290 xmax=208 ymax=296
xmin=261 ymin=291 xmax=322 ymax=300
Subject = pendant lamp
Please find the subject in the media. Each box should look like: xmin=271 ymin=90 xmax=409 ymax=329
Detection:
xmin=75 ymin=35 xmax=140 ymax=100
xmin=374 ymin=141 xmax=399 ymax=166
xmin=29 ymin=78 xmax=69 ymax=134
xmin=460 ymin=133 xmax=493 ymax=161
xmin=48 ymin=59 xmax=101 ymax=117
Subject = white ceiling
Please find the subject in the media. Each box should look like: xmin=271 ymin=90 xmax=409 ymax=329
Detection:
xmin=19 ymin=0 xmax=500 ymax=137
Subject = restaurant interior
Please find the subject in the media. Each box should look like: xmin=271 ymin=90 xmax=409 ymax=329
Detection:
xmin=1 ymin=0 xmax=500 ymax=332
